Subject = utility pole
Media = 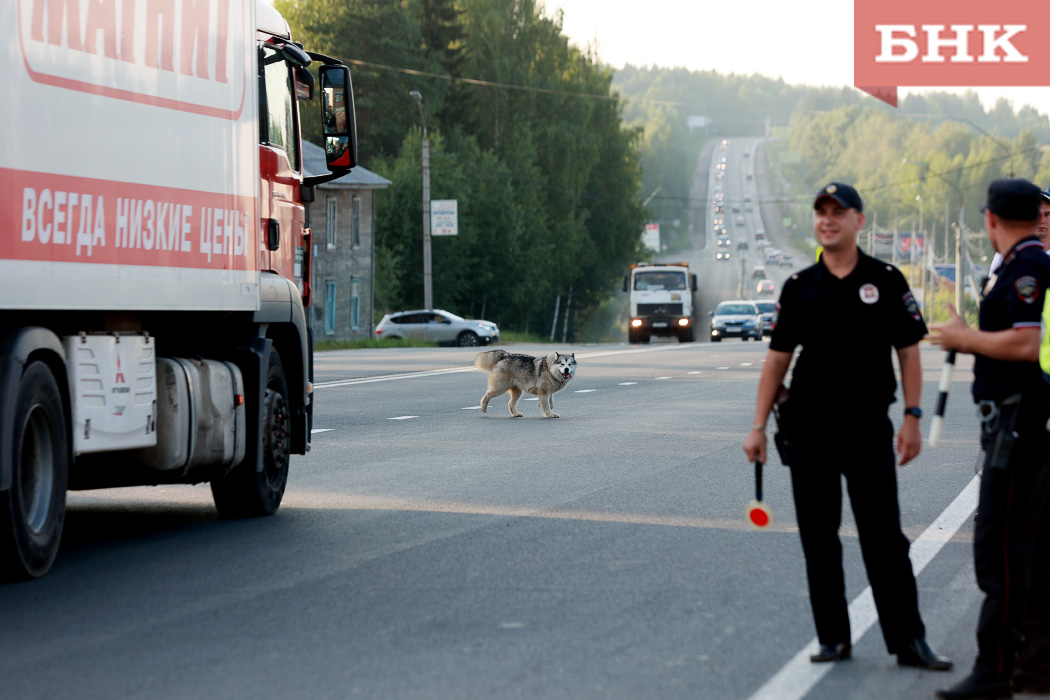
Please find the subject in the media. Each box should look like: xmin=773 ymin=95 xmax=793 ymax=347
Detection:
xmin=409 ymin=91 xmax=432 ymax=309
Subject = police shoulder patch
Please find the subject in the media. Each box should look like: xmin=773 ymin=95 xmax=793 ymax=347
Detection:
xmin=902 ymin=291 xmax=921 ymax=320
xmin=1016 ymin=275 xmax=1040 ymax=304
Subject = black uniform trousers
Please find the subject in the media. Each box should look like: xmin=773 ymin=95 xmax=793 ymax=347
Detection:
xmin=789 ymin=415 xmax=924 ymax=653
xmin=1017 ymin=478 xmax=1050 ymax=681
xmin=972 ymin=426 xmax=1050 ymax=680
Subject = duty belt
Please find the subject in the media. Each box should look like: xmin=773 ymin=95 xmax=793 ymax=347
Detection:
xmin=977 ymin=400 xmax=1000 ymax=434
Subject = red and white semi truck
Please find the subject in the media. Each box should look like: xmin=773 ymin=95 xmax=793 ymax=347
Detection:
xmin=0 ymin=0 xmax=358 ymax=579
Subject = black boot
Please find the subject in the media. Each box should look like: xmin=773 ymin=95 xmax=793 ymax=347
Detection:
xmin=897 ymin=637 xmax=953 ymax=671
xmin=810 ymin=643 xmax=851 ymax=663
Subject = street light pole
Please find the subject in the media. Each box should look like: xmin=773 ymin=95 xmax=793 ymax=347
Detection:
xmin=915 ymin=194 xmax=924 ymax=315
xmin=409 ymin=90 xmax=432 ymax=309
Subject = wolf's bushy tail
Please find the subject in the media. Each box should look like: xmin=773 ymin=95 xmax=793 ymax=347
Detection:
xmin=474 ymin=349 xmax=506 ymax=372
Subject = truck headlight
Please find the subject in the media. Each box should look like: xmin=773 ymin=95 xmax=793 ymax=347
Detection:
xmin=631 ymin=319 xmax=643 ymax=328
xmin=678 ymin=318 xmax=690 ymax=326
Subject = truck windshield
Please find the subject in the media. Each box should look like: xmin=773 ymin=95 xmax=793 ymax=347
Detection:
xmin=634 ymin=271 xmax=686 ymax=290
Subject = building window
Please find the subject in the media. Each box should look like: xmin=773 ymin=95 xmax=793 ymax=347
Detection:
xmin=324 ymin=281 xmax=336 ymax=335
xmin=350 ymin=277 xmax=361 ymax=330
xmin=351 ymin=195 xmax=361 ymax=247
xmin=326 ymin=197 xmax=337 ymax=249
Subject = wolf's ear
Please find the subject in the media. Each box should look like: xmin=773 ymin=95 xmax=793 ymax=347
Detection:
xmin=555 ymin=352 xmax=560 ymax=358
xmin=570 ymin=353 xmax=575 ymax=358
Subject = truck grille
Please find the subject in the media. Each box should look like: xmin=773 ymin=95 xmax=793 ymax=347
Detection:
xmin=637 ymin=303 xmax=683 ymax=316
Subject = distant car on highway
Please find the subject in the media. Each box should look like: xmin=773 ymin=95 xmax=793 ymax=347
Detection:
xmin=754 ymin=301 xmax=777 ymax=335
xmin=757 ymin=280 xmax=776 ymax=295
xmin=736 ymin=216 xmax=745 ymax=226
xmin=751 ymin=265 xmax=767 ymax=279
xmin=717 ymin=236 xmax=731 ymax=247
xmin=764 ymin=249 xmax=782 ymax=265
xmin=375 ymin=309 xmax=499 ymax=347
xmin=715 ymin=250 xmax=731 ymax=261
xmin=754 ymin=229 xmax=766 ymax=241
xmin=709 ymin=301 xmax=763 ymax=342
xmin=779 ymin=254 xmax=794 ymax=268
xmin=737 ymin=240 xmax=749 ymax=250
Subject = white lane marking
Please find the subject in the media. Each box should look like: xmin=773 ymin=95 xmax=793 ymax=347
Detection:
xmin=742 ymin=362 xmax=754 ymax=366
xmin=618 ymin=382 xmax=638 ymax=385
xmin=311 ymin=429 xmax=334 ymax=434
xmin=655 ymin=376 xmax=672 ymax=380
xmin=745 ymin=474 xmax=980 ymax=700
xmin=317 ymin=366 xmax=475 ymax=388
xmin=689 ymin=371 xmax=703 ymax=375
xmin=716 ymin=366 xmax=730 ymax=370
xmin=387 ymin=416 xmax=418 ymax=420
xmin=462 ymin=406 xmax=482 ymax=410
xmin=574 ymin=389 xmax=596 ymax=393
xmin=314 ymin=343 xmax=705 ymax=389
xmin=525 ymin=397 xmax=539 ymax=401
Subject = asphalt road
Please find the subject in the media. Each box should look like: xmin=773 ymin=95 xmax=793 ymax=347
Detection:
xmin=0 ymin=339 xmax=1030 ymax=700
xmin=681 ymin=135 xmax=804 ymax=328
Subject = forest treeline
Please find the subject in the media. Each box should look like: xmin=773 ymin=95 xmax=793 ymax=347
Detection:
xmin=613 ymin=65 xmax=1050 ymax=263
xmin=279 ymin=0 xmax=1050 ymax=339
xmin=278 ymin=0 xmax=647 ymax=337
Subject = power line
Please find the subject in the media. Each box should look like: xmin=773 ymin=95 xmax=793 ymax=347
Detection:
xmin=343 ymin=58 xmax=685 ymax=107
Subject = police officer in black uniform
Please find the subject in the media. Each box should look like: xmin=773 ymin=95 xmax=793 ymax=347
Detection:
xmin=744 ymin=183 xmax=952 ymax=671
xmin=930 ymin=179 xmax=1050 ymax=700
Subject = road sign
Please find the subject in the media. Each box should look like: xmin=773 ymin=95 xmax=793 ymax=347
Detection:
xmin=431 ymin=199 xmax=458 ymax=236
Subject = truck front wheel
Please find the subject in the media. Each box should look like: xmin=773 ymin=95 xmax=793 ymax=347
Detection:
xmin=0 ymin=361 xmax=68 ymax=581
xmin=211 ymin=350 xmax=290 ymax=518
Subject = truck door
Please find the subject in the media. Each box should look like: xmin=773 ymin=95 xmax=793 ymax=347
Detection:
xmin=259 ymin=44 xmax=307 ymax=287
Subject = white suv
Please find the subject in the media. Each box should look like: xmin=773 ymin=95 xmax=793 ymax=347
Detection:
xmin=375 ymin=309 xmax=500 ymax=347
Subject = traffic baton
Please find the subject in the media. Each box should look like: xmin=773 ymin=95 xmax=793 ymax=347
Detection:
xmin=928 ymin=350 xmax=956 ymax=448
xmin=746 ymin=460 xmax=773 ymax=529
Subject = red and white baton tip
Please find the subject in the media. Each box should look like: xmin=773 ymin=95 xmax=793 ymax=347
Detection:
xmin=746 ymin=500 xmax=773 ymax=529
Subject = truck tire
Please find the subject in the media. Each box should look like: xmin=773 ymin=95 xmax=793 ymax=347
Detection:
xmin=211 ymin=351 xmax=290 ymax=518
xmin=628 ymin=328 xmax=640 ymax=344
xmin=0 ymin=361 xmax=68 ymax=581
xmin=679 ymin=326 xmax=695 ymax=343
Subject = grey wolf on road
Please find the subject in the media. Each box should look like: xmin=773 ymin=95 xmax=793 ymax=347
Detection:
xmin=475 ymin=350 xmax=577 ymax=418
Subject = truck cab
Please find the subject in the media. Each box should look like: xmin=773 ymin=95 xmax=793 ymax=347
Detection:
xmin=623 ymin=263 xmax=699 ymax=343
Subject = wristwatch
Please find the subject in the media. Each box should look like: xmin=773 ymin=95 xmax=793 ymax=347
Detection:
xmin=904 ymin=406 xmax=922 ymax=419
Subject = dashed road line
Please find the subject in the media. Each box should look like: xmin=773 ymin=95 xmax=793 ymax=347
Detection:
xmin=387 ymin=416 xmax=418 ymax=420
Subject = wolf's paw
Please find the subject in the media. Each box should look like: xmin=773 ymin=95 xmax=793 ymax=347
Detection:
xmin=511 ymin=412 xmax=524 ymax=418
xmin=480 ymin=404 xmax=488 ymax=413
xmin=544 ymin=412 xmax=560 ymax=418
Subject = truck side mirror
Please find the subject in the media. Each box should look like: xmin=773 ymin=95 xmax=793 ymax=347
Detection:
xmin=319 ymin=65 xmax=357 ymax=171
xmin=690 ymin=274 xmax=698 ymax=292
xmin=622 ymin=275 xmax=629 ymax=293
